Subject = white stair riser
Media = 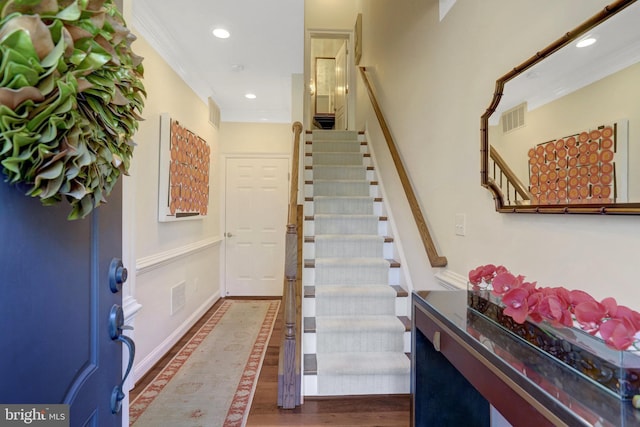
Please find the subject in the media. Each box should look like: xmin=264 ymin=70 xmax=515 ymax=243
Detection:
xmin=310 ymin=130 xmax=359 ymax=140
xmin=315 ymin=374 xmax=410 ymax=395
xmin=303 ymin=267 xmax=400 ymax=286
xmin=396 ymin=296 xmax=409 ymax=317
xmin=304 ymin=220 xmax=388 ymax=236
xmin=317 ymin=333 xmax=404 ymax=353
xmin=304 ymin=241 xmax=394 ymax=259
xmin=304 ymin=198 xmax=383 ymax=215
xmin=303 ymin=296 xmax=408 ymax=317
xmin=305 ymin=331 xmax=411 ymax=353
xmin=305 ymin=145 xmax=369 ymax=155
xmin=305 ymin=183 xmax=379 ymax=198
xmin=303 ymin=374 xmax=318 ymax=396
xmin=304 ymin=169 xmax=376 ymax=182
xmin=303 ymin=373 xmax=410 ymax=396
xmin=304 ymin=156 xmax=372 ymax=168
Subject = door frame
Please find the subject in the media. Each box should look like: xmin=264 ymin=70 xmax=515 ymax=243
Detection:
xmin=221 ymin=153 xmax=291 ymax=297
xmin=305 ymin=29 xmax=355 ymax=131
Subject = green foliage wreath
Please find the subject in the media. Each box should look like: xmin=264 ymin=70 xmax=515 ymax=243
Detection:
xmin=0 ymin=0 xmax=145 ymax=219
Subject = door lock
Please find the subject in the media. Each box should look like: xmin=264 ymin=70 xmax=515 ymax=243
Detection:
xmin=109 ymin=258 xmax=128 ymax=293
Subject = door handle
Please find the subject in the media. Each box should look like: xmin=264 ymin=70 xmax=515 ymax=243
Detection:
xmin=109 ymin=305 xmax=135 ymax=414
xmin=225 ymin=232 xmax=233 ymax=238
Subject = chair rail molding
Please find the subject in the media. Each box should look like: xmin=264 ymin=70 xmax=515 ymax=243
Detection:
xmin=434 ymin=269 xmax=467 ymax=290
xmin=136 ymin=236 xmax=223 ymax=275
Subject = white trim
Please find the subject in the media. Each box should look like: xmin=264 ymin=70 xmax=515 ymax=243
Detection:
xmin=123 ymin=295 xmax=143 ymax=324
xmin=434 ymin=269 xmax=468 ymax=290
xmin=136 ymin=237 xmax=223 ymax=274
xmin=131 ymin=291 xmax=221 ymax=384
xmin=364 ymin=128 xmax=414 ymax=295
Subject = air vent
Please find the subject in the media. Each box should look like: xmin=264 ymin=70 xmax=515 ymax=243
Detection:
xmin=171 ymin=281 xmax=186 ymax=315
xmin=208 ymin=96 xmax=221 ymax=129
xmin=502 ymin=103 xmax=526 ymax=133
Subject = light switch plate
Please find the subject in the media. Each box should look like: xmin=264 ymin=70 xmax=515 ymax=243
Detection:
xmin=455 ymin=213 xmax=466 ymax=236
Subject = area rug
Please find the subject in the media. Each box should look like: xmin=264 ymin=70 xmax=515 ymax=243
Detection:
xmin=129 ymin=299 xmax=280 ymax=427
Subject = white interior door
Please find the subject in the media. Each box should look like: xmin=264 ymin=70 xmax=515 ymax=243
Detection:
xmin=225 ymin=157 xmax=289 ymax=296
xmin=334 ymin=40 xmax=348 ymax=130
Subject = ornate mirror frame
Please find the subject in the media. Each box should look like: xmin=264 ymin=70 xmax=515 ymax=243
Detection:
xmin=480 ymin=0 xmax=640 ymax=214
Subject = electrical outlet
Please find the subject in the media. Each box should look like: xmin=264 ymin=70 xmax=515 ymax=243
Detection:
xmin=455 ymin=213 xmax=466 ymax=236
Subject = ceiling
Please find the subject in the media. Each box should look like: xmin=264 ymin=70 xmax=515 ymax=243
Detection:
xmin=492 ymin=1 xmax=640 ymax=122
xmin=131 ymin=0 xmax=304 ymax=123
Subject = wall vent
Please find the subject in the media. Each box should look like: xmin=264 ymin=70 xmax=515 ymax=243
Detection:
xmin=208 ymin=96 xmax=221 ymax=129
xmin=502 ymin=103 xmax=526 ymax=133
xmin=171 ymin=281 xmax=186 ymax=315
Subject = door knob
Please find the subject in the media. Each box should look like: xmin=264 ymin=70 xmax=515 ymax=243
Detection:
xmin=109 ymin=258 xmax=128 ymax=293
xmin=109 ymin=304 xmax=135 ymax=414
xmin=225 ymin=232 xmax=233 ymax=238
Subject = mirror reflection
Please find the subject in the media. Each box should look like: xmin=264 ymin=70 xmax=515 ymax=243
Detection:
xmin=483 ymin=0 xmax=640 ymax=212
xmin=315 ymin=57 xmax=336 ymax=115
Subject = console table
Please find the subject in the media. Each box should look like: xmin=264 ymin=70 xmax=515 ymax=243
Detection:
xmin=411 ymin=290 xmax=638 ymax=426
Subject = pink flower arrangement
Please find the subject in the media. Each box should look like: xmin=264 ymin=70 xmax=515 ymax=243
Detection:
xmin=468 ymin=264 xmax=640 ymax=351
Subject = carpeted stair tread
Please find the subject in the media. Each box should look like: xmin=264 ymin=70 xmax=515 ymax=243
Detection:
xmin=312 ymin=141 xmax=361 ymax=153
xmin=315 ymin=285 xmax=396 ymax=315
xmin=313 ymin=165 xmax=367 ymax=180
xmin=316 ymin=352 xmax=410 ymax=375
xmin=313 ymin=214 xmax=380 ymax=234
xmin=304 ymin=284 xmax=407 ymax=297
xmin=314 ymin=258 xmax=391 ymax=286
xmin=315 ymin=235 xmax=384 ymax=258
xmin=311 ymin=130 xmax=359 ymax=141
xmin=312 ymin=152 xmax=364 ymax=165
xmin=316 ymin=315 xmax=404 ymax=333
xmin=315 ymin=315 xmax=405 ymax=352
xmin=313 ymin=180 xmax=370 ymax=197
xmin=313 ymin=196 xmax=374 ymax=214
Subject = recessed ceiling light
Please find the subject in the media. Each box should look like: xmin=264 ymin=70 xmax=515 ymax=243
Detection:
xmin=212 ymin=28 xmax=230 ymax=39
xmin=245 ymin=93 xmax=257 ymax=99
xmin=576 ymin=37 xmax=596 ymax=48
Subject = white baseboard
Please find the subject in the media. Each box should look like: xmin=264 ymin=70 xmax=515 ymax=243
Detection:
xmin=131 ymin=291 xmax=221 ymax=385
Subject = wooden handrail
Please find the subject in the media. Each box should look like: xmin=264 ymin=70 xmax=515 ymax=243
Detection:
xmin=359 ymin=67 xmax=447 ymax=268
xmin=278 ymin=121 xmax=303 ymax=409
xmin=288 ymin=122 xmax=303 ymax=223
xmin=489 ymin=145 xmax=532 ymax=203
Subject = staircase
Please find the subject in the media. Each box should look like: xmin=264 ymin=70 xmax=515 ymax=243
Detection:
xmin=302 ymin=129 xmax=411 ymax=396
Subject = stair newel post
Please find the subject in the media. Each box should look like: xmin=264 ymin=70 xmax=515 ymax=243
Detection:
xmin=284 ymin=224 xmax=298 ymax=340
xmin=279 ymin=224 xmax=299 ymax=409
xmin=278 ymin=121 xmax=303 ymax=409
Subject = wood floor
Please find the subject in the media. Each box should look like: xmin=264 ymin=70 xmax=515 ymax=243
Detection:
xmin=130 ymin=297 xmax=411 ymax=426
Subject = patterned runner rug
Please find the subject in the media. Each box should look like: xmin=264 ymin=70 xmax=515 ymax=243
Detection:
xmin=129 ymin=299 xmax=280 ymax=427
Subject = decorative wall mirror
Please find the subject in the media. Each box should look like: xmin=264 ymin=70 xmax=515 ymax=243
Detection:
xmin=315 ymin=57 xmax=336 ymax=115
xmin=481 ymin=0 xmax=640 ymax=214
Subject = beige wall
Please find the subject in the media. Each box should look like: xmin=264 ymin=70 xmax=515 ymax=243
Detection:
xmin=349 ymin=1 xmax=640 ymax=305
xmin=219 ymin=122 xmax=293 ymax=154
xmin=125 ymin=24 xmax=222 ymax=383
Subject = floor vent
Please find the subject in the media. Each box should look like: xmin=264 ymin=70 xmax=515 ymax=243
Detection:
xmin=171 ymin=281 xmax=186 ymax=315
xmin=502 ymin=103 xmax=526 ymax=133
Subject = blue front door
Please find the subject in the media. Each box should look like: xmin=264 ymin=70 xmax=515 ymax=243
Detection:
xmin=0 ymin=180 xmax=126 ymax=426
